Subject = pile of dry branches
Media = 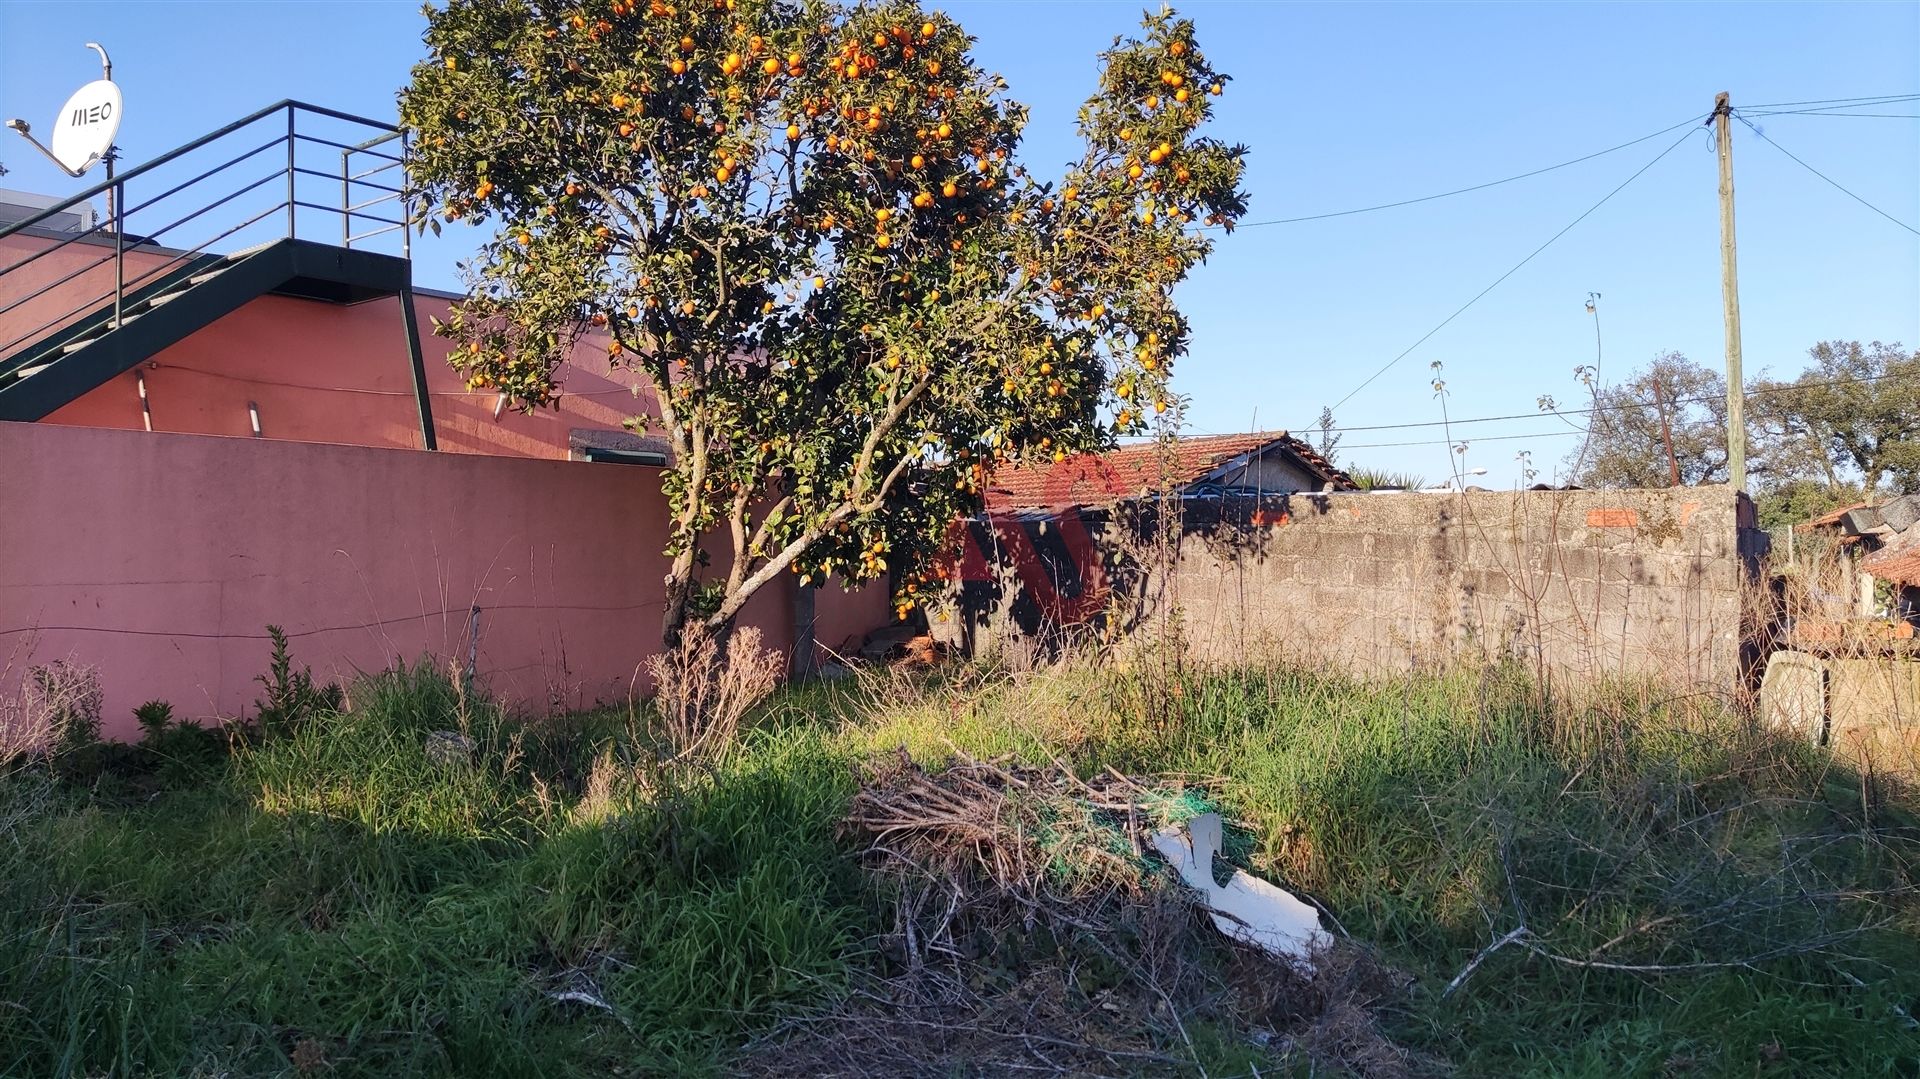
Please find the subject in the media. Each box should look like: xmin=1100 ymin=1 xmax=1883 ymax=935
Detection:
xmin=741 ymin=749 xmax=1431 ymax=1078
xmin=841 ymin=748 xmax=1182 ymax=898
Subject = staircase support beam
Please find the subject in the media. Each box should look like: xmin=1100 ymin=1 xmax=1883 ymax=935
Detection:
xmin=397 ymin=285 xmax=438 ymax=451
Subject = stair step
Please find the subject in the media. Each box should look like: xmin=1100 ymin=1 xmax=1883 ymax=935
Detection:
xmin=56 ymin=308 xmax=156 ymax=352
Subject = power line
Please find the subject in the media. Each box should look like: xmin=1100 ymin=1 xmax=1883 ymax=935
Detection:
xmin=0 ymin=599 xmax=665 ymax=644
xmin=1315 ymin=124 xmax=1703 ymax=422
xmin=1312 ymin=371 xmax=1899 ymax=437
xmin=1339 ymin=429 xmax=1584 ymax=451
xmin=1734 ymin=113 xmax=1920 ymax=236
xmin=148 ymin=361 xmax=651 ymax=400
xmin=1745 ymin=110 xmax=1920 ymax=119
xmin=1738 ymin=93 xmax=1920 ymax=110
xmin=1212 ymin=114 xmax=1705 ymax=231
xmin=148 ymin=357 xmax=1896 ymax=434
xmin=1742 ymin=94 xmax=1919 ymax=118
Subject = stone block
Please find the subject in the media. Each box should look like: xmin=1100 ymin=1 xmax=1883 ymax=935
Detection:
xmin=1759 ymin=651 xmax=1827 ymax=745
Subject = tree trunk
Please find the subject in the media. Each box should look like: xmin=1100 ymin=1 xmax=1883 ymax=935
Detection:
xmin=661 ymin=547 xmax=698 ymax=646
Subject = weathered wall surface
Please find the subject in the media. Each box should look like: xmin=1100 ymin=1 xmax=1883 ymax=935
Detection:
xmin=964 ymin=486 xmax=1763 ymax=687
xmin=1828 ymin=655 xmax=1920 ymax=773
xmin=1759 ymin=648 xmax=1920 ymax=774
xmin=1169 ymin=488 xmax=1759 ymax=684
xmin=1209 ymin=446 xmax=1324 ymax=495
xmin=0 ymin=422 xmax=887 ymax=738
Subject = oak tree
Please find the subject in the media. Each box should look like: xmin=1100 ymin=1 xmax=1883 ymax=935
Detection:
xmin=1751 ymin=340 xmax=1920 ymax=495
xmin=401 ymin=0 xmax=1247 ymax=642
xmin=1564 ymin=352 xmax=1733 ymax=488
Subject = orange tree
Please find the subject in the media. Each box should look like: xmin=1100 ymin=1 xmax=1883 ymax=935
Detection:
xmin=401 ymin=0 xmax=1246 ymax=643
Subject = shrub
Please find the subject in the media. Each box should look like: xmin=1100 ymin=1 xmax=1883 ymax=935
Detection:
xmin=0 ymin=663 xmax=52 ymax=765
xmin=253 ymin=625 xmax=342 ymax=736
xmin=134 ymin=699 xmax=174 ymax=742
xmin=18 ymin=660 xmax=113 ymax=781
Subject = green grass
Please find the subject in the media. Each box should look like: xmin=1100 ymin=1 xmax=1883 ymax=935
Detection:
xmin=4 ymin=657 xmax=1919 ymax=1076
xmin=1 ymin=663 xmax=867 ymax=1076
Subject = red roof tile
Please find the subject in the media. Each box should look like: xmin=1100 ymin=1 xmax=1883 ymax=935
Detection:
xmin=1863 ymin=544 xmax=1920 ymax=586
xmin=983 ymin=430 xmax=1353 ymax=511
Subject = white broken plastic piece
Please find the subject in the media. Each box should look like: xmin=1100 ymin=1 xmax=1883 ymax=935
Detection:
xmin=1152 ymin=812 xmax=1330 ymax=963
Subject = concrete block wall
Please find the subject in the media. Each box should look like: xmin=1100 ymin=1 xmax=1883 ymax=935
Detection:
xmin=1163 ymin=487 xmax=1755 ymax=684
xmin=963 ymin=486 xmax=1763 ymax=688
xmin=1760 ymin=649 xmax=1920 ymax=774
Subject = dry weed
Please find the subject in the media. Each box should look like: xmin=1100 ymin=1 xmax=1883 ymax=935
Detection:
xmin=646 ymin=624 xmax=782 ymax=761
xmin=0 ymin=657 xmax=54 ymax=764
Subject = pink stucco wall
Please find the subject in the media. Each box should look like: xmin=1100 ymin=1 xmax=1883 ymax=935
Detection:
xmin=0 ymin=422 xmax=887 ymax=739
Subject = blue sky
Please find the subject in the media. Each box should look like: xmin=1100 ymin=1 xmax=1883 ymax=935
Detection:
xmin=4 ymin=1 xmax=1915 ymax=485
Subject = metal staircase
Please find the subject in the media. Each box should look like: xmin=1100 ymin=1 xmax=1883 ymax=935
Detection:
xmin=0 ymin=101 xmax=436 ymax=447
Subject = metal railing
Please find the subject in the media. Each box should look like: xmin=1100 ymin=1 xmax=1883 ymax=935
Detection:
xmin=0 ymin=100 xmax=410 ymax=366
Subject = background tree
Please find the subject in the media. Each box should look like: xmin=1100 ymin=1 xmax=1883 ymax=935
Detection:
xmin=1563 ymin=351 xmax=1732 ymax=488
xmin=402 ymin=0 xmax=1246 ymax=642
xmin=1750 ymin=477 xmax=1869 ymax=531
xmin=1750 ymin=340 xmax=1919 ymax=496
xmin=1312 ymin=404 xmax=1339 ymax=464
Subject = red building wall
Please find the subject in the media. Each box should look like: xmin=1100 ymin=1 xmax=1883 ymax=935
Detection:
xmin=2 ymin=231 xmax=657 ymax=456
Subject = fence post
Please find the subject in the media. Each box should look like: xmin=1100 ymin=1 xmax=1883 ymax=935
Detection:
xmin=400 ymin=130 xmax=412 ymax=262
xmin=340 ymin=147 xmax=351 ymax=248
xmin=284 ymin=106 xmax=297 ymax=239
xmin=112 ymin=177 xmax=125 ymax=327
xmin=464 ymin=606 xmax=482 ymax=692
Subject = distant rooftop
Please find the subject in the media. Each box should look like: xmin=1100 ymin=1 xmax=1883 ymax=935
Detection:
xmin=0 ymin=188 xmax=100 ymax=234
xmin=984 ymin=430 xmax=1354 ymax=511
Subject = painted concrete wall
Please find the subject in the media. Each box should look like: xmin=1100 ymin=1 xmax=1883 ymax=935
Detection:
xmin=0 ymin=422 xmax=887 ymax=739
xmin=2 ymin=232 xmax=655 ymax=458
xmin=0 ymin=232 xmax=147 ymax=356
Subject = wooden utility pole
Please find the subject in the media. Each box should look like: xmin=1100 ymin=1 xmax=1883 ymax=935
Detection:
xmin=1654 ymin=378 xmax=1681 ymax=487
xmin=1713 ymin=92 xmax=1746 ymax=491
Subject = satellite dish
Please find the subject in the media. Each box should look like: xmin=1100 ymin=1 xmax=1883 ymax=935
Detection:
xmin=48 ymin=78 xmax=121 ymax=175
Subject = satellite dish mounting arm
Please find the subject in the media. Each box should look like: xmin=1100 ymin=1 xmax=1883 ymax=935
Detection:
xmin=1 ymin=120 xmax=93 ymax=178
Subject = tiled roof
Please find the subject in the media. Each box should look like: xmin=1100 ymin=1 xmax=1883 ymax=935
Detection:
xmin=1799 ymin=502 xmax=1874 ymax=531
xmin=1863 ymin=544 xmax=1920 ymax=586
xmin=983 ymin=430 xmax=1354 ymax=511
